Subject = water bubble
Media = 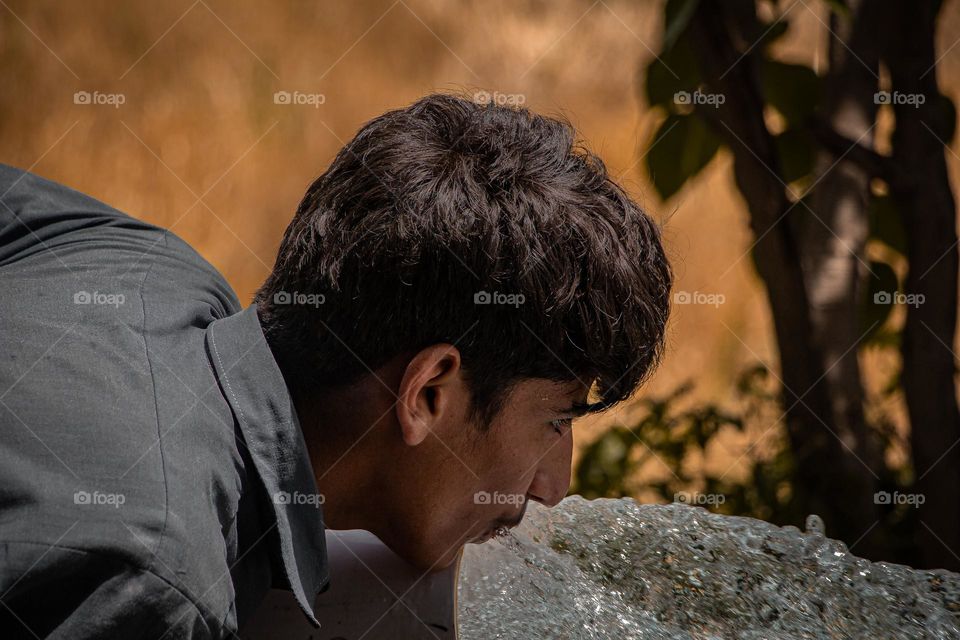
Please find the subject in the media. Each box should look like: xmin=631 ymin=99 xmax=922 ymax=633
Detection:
xmin=804 ymin=514 xmax=826 ymax=536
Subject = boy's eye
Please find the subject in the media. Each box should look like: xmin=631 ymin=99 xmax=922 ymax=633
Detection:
xmin=550 ymin=418 xmax=573 ymax=434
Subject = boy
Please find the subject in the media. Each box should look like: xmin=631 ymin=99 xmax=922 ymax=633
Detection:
xmin=0 ymin=93 xmax=671 ymax=638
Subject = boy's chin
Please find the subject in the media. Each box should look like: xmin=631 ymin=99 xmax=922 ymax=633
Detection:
xmin=391 ymin=539 xmax=464 ymax=572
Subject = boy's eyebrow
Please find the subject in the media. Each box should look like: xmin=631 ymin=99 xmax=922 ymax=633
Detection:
xmin=555 ymin=401 xmax=592 ymax=417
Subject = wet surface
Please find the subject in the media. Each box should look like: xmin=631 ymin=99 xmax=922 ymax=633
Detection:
xmin=457 ymin=496 xmax=960 ymax=639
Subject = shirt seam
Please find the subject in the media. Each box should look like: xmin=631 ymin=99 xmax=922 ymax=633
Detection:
xmin=136 ymin=230 xmax=172 ymax=572
xmin=209 ymin=321 xmax=248 ymax=430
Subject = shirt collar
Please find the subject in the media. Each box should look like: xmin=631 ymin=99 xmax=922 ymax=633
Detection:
xmin=205 ymin=305 xmax=329 ymax=627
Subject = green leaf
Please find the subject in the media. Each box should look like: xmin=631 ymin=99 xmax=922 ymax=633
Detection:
xmin=646 ymin=113 xmax=721 ymax=200
xmin=761 ymin=60 xmax=819 ymax=127
xmin=663 ymin=0 xmax=699 ymax=52
xmin=644 ymin=33 xmax=701 ymax=109
xmin=867 ymin=329 xmax=902 ymax=353
xmin=573 ymin=427 xmax=634 ymax=498
xmin=861 ymin=260 xmax=899 ymax=342
xmin=773 ymin=129 xmax=816 ymax=183
xmin=868 ymin=194 xmax=907 ymax=255
xmin=736 ymin=363 xmax=767 ymax=393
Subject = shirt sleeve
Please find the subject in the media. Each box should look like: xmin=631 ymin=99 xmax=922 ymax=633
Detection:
xmin=0 ymin=543 xmax=221 ymax=640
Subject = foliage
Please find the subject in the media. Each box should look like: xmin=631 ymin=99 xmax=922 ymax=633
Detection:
xmin=572 ymin=366 xmax=803 ymax=524
xmin=571 ymin=364 xmax=915 ymax=537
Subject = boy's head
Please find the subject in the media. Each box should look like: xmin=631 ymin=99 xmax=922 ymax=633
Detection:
xmin=254 ymin=93 xmax=671 ymax=570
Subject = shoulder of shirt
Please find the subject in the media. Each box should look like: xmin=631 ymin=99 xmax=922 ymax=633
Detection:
xmin=0 ymin=163 xmax=243 ymax=312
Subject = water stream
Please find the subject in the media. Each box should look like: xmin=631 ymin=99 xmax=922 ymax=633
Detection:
xmin=457 ymin=496 xmax=960 ymax=639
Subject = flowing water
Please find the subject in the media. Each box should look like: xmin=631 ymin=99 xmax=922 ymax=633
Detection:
xmin=456 ymin=496 xmax=960 ymax=639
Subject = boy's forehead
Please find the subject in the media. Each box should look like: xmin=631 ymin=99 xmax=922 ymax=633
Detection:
xmin=507 ymin=378 xmax=590 ymax=405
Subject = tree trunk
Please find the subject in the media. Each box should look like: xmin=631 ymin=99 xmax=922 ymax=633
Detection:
xmin=883 ymin=0 xmax=960 ymax=572
xmin=688 ymin=2 xmax=880 ymax=549
xmin=800 ymin=0 xmax=883 ymax=555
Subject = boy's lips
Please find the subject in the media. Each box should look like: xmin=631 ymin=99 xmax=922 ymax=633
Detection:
xmin=472 ymin=528 xmax=496 ymax=543
xmin=470 ymin=500 xmax=529 ymax=542
xmin=471 ymin=522 xmax=515 ymax=543
xmin=471 ymin=529 xmax=493 ymax=543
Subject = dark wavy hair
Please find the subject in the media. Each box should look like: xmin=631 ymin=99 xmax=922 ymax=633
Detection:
xmin=255 ymin=92 xmax=672 ymax=427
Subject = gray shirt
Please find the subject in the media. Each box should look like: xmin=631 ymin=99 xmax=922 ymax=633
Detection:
xmin=0 ymin=164 xmax=329 ymax=639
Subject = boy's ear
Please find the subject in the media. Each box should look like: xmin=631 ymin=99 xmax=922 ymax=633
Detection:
xmin=395 ymin=344 xmax=463 ymax=446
